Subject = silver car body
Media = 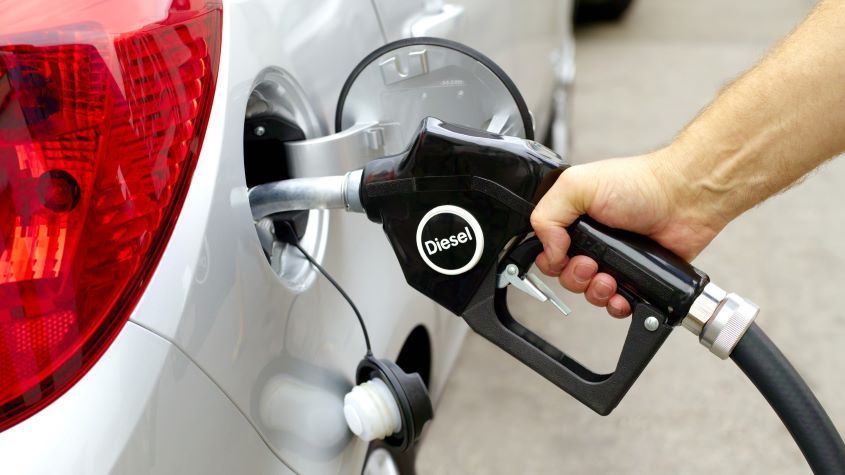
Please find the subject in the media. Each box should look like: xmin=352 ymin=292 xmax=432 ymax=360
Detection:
xmin=0 ymin=1 xmax=573 ymax=472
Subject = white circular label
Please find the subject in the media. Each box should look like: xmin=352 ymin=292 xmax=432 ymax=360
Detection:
xmin=415 ymin=205 xmax=485 ymax=276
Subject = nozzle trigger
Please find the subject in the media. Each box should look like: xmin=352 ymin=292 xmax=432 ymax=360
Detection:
xmin=496 ymin=264 xmax=571 ymax=316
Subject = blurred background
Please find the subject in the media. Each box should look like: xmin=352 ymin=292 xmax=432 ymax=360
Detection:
xmin=418 ymin=0 xmax=843 ymax=473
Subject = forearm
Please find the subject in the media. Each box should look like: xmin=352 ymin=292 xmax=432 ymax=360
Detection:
xmin=531 ymin=1 xmax=845 ymax=316
xmin=667 ymin=0 xmax=845 ymax=226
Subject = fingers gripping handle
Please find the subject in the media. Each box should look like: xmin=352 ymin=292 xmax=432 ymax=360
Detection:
xmin=567 ymin=217 xmax=709 ymax=325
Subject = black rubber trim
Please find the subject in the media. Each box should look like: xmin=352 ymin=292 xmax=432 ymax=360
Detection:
xmin=357 ymin=357 xmax=416 ymax=452
xmin=355 ymin=355 xmax=433 ymax=453
xmin=335 ymin=37 xmax=534 ymax=140
xmin=731 ymin=323 xmax=845 ymax=473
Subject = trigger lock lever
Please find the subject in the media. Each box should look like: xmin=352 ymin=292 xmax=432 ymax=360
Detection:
xmin=497 ymin=264 xmax=571 ymax=316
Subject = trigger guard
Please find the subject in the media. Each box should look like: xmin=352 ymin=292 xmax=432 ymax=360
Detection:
xmin=463 ymin=263 xmax=674 ymax=415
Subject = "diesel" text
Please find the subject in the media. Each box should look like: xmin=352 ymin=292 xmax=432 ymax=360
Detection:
xmin=424 ymin=227 xmax=473 ymax=255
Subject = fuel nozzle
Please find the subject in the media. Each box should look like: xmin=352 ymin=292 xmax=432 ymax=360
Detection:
xmin=243 ymin=116 xmax=766 ymax=417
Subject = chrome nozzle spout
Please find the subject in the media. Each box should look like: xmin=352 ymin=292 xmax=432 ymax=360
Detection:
xmin=248 ymin=169 xmax=363 ymax=220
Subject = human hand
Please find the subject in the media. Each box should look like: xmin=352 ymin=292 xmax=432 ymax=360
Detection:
xmin=530 ymin=150 xmax=725 ymax=317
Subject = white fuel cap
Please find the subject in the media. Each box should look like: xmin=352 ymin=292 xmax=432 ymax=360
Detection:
xmin=343 ymin=377 xmax=402 ymax=441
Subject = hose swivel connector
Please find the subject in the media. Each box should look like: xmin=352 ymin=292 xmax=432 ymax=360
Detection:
xmin=682 ymin=283 xmax=759 ymax=359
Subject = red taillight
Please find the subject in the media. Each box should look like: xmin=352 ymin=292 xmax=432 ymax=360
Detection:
xmin=0 ymin=0 xmax=221 ymax=431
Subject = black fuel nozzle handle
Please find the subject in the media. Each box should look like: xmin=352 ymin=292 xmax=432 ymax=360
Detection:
xmin=469 ymin=226 xmax=695 ymax=415
xmin=566 ymin=217 xmax=709 ymax=325
xmin=472 ymin=218 xmax=711 ymax=415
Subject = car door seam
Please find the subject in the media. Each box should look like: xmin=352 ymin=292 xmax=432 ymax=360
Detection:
xmin=127 ymin=320 xmax=300 ymax=474
xmin=368 ymin=0 xmax=389 ymax=42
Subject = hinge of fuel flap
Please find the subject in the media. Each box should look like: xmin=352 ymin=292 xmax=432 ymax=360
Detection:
xmin=284 ymin=122 xmax=403 ymax=178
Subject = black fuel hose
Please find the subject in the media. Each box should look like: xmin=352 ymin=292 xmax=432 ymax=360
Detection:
xmin=731 ymin=323 xmax=845 ymax=473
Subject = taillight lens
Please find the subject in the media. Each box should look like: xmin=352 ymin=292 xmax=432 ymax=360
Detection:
xmin=0 ymin=0 xmax=221 ymax=431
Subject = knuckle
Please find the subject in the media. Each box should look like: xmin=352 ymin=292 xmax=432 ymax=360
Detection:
xmin=585 ymin=293 xmax=602 ymax=306
xmin=558 ymin=275 xmax=583 ymax=294
xmin=573 ymin=281 xmax=590 ymax=293
xmin=529 ymin=209 xmax=549 ymax=230
xmin=588 ymin=290 xmax=609 ymax=306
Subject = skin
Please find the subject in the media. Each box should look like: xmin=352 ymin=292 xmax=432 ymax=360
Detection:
xmin=531 ymin=0 xmax=845 ymax=317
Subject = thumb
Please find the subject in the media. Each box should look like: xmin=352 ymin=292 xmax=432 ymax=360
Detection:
xmin=530 ymin=166 xmax=595 ymax=275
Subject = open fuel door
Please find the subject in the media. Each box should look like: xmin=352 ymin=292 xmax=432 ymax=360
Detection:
xmin=284 ymin=37 xmax=535 ymax=179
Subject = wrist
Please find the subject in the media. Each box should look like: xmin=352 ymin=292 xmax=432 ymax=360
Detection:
xmin=646 ymin=138 xmax=735 ymax=237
